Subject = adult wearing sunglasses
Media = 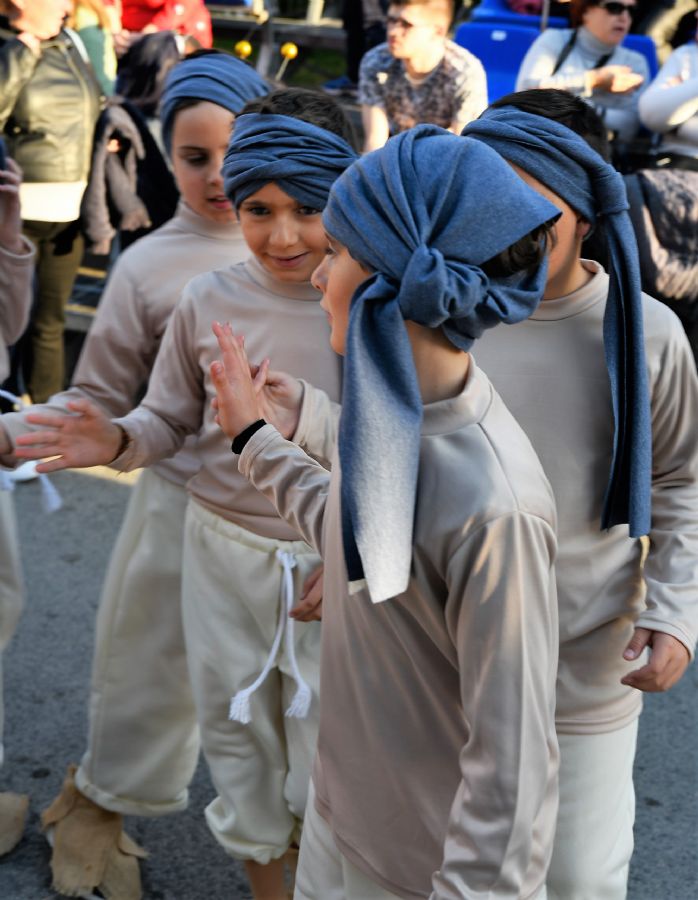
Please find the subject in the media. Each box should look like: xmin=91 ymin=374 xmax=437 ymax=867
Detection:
xmin=517 ymin=0 xmax=649 ymax=142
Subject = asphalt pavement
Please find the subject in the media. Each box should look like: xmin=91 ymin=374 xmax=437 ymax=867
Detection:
xmin=0 ymin=468 xmax=696 ymax=899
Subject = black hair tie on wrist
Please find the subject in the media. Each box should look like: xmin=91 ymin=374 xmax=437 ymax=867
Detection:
xmin=231 ymin=419 xmax=267 ymax=454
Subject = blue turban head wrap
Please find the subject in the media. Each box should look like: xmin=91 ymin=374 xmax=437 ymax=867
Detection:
xmin=160 ymin=53 xmax=269 ymax=154
xmin=463 ymin=105 xmax=652 ymax=539
xmin=323 ymin=125 xmax=561 ymax=603
xmin=222 ymin=113 xmax=359 ymax=210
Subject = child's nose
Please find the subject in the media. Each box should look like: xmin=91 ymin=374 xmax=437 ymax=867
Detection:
xmin=209 ymin=160 xmax=225 ymax=186
xmin=270 ymin=216 xmax=297 ymax=247
xmin=311 ymin=257 xmax=327 ymax=291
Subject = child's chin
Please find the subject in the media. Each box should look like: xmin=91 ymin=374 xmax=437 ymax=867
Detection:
xmin=262 ymin=260 xmax=315 ymax=283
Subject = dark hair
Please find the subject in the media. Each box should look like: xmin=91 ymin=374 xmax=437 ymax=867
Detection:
xmin=481 ymin=222 xmax=555 ymax=279
xmin=569 ymin=0 xmax=599 ymax=29
xmin=241 ymin=88 xmax=357 ymax=149
xmin=116 ymin=31 xmax=183 ymax=117
xmin=490 ymin=89 xmax=611 ymax=160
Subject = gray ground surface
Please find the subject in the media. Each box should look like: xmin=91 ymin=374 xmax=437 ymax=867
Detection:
xmin=0 ymin=469 xmax=696 ymax=899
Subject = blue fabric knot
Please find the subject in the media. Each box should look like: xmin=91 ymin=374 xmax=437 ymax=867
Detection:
xmin=222 ymin=113 xmax=359 ymax=210
xmin=595 ymin=168 xmax=630 ymax=217
xmin=399 ymin=245 xmax=484 ymax=328
xmin=160 ymin=52 xmax=269 ymax=154
xmin=464 ymin=105 xmax=652 ymax=538
xmin=324 ymin=125 xmax=560 ymax=602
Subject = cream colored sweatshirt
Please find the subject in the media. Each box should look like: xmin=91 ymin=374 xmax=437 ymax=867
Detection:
xmin=239 ymin=360 xmax=559 ymax=899
xmin=0 ymin=237 xmax=34 ymax=384
xmin=113 ymin=255 xmax=342 ymax=539
xmin=0 ymin=202 xmax=248 ymax=486
xmin=639 ymin=42 xmax=698 ymax=159
xmin=475 ymin=262 xmax=698 ymax=734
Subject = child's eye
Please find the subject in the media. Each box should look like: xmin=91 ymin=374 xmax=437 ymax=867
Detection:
xmin=183 ymin=154 xmax=208 ymax=167
xmin=244 ymin=205 xmax=270 ymax=216
xmin=324 ymin=245 xmax=336 ymax=257
xmin=298 ymin=206 xmax=321 ymax=217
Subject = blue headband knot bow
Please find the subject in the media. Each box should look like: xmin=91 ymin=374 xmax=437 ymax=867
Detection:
xmin=595 ymin=170 xmax=630 ymax=217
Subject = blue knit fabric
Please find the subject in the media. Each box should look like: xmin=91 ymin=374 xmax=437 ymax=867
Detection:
xmin=323 ymin=125 xmax=561 ymax=603
xmin=160 ymin=53 xmax=269 ymax=153
xmin=222 ymin=113 xmax=359 ymax=210
xmin=464 ymin=106 xmax=652 ymax=539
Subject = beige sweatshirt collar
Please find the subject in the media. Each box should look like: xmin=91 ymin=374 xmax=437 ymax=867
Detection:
xmin=176 ymin=200 xmax=247 ymax=243
xmin=532 ymin=260 xmax=609 ymax=321
xmin=243 ymin=255 xmax=322 ymax=302
xmin=421 ymin=360 xmax=492 ymax=436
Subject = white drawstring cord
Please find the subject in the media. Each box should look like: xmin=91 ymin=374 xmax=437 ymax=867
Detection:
xmin=281 ymin=551 xmax=312 ymax=720
xmin=228 ymin=549 xmax=312 ymax=724
xmin=0 ymin=390 xmax=62 ymax=512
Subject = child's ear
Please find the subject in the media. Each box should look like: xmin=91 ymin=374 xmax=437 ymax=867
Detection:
xmin=576 ymin=218 xmax=592 ymax=239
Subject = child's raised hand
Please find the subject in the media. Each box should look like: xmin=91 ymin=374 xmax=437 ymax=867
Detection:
xmin=621 ymin=627 xmax=691 ymax=692
xmin=210 ymin=321 xmax=264 ymax=439
xmin=13 ymin=399 xmax=124 ymax=473
xmin=290 ymin=565 xmax=323 ymax=622
xmin=256 ymin=367 xmax=303 ymax=440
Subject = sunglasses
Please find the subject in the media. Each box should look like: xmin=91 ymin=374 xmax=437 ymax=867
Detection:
xmin=598 ymin=1 xmax=635 ymax=16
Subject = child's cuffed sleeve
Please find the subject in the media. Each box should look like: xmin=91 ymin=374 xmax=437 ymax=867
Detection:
xmin=292 ymin=379 xmax=340 ymax=469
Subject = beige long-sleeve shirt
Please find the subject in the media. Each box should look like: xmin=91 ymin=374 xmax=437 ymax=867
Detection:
xmin=475 ymin=262 xmax=698 ymax=734
xmin=639 ymin=42 xmax=698 ymax=159
xmin=113 ymin=255 xmax=342 ymax=539
xmin=0 ymin=236 xmax=34 ymax=384
xmin=0 ymin=201 xmax=248 ymax=485
xmin=239 ymin=361 xmax=559 ymax=899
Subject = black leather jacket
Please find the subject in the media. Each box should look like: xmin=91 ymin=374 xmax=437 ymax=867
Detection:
xmin=0 ymin=21 xmax=103 ymax=183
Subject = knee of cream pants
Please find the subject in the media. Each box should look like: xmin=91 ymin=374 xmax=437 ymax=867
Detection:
xmin=76 ymin=469 xmax=199 ymax=816
xmin=0 ymin=488 xmax=24 ymax=768
xmin=182 ymin=500 xmax=322 ymax=864
xmin=547 ymin=720 xmax=639 ymax=900
xmin=294 ymin=781 xmax=404 ymax=900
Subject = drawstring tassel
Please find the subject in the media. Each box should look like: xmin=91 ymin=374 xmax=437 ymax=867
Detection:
xmin=284 ymin=610 xmax=311 ymax=719
xmin=228 ymin=549 xmax=313 ymax=724
xmin=229 ymin=589 xmax=286 ymax=723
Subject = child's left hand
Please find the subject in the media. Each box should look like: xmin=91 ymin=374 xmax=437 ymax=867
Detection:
xmin=621 ymin=628 xmax=691 ymax=692
xmin=290 ymin=566 xmax=323 ymax=622
xmin=210 ymin=321 xmax=265 ymax=440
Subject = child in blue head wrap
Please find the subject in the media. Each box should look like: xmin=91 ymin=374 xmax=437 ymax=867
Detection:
xmin=14 ymin=89 xmax=359 ymax=900
xmin=0 ymin=50 xmax=268 ymax=900
xmin=465 ymin=89 xmax=698 ymax=900
xmin=209 ymin=124 xmax=563 ymax=898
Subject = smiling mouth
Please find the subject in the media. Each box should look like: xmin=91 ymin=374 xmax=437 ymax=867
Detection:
xmin=271 ymin=253 xmax=308 ymax=265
